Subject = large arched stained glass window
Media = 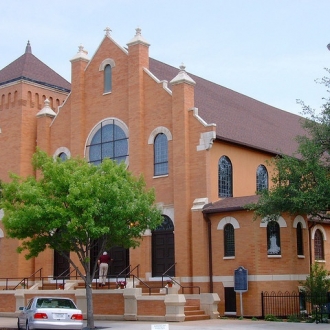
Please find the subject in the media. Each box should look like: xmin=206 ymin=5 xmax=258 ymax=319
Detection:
xmin=256 ymin=165 xmax=268 ymax=192
xmin=314 ymin=229 xmax=324 ymax=260
xmin=218 ymin=156 xmax=233 ymax=197
xmin=86 ymin=119 xmax=128 ymax=165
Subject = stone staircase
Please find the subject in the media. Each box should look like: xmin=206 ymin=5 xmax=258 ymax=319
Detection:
xmin=184 ymin=305 xmax=210 ymax=321
xmin=136 ymin=280 xmax=165 ymax=294
xmin=39 ymin=283 xmax=59 ymax=290
xmin=36 ymin=279 xmax=211 ymax=321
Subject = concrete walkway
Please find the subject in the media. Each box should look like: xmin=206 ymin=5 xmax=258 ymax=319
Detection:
xmin=1 ymin=317 xmax=330 ymax=330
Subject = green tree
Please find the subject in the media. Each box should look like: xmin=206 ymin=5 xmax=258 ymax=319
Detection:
xmin=248 ymin=69 xmax=330 ymax=222
xmin=1 ymin=149 xmax=162 ymax=329
xmin=300 ymin=262 xmax=330 ymax=298
xmin=300 ymin=262 xmax=330 ymax=320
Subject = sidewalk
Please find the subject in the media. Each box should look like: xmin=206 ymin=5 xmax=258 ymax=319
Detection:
xmin=1 ymin=317 xmax=330 ymax=330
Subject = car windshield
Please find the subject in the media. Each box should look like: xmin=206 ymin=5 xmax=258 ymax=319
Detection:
xmin=36 ymin=298 xmax=76 ymax=309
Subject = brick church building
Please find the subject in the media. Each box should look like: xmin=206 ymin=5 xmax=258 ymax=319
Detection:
xmin=0 ymin=28 xmax=328 ymax=316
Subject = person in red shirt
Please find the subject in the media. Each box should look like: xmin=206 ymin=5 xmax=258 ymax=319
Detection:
xmin=97 ymin=252 xmax=112 ymax=286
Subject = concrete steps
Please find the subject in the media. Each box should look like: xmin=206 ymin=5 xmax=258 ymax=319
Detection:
xmin=39 ymin=283 xmax=59 ymax=290
xmin=184 ymin=305 xmax=210 ymax=321
xmin=136 ymin=280 xmax=165 ymax=294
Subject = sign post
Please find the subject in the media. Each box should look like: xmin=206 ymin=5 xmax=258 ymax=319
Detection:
xmin=234 ymin=266 xmax=248 ymax=317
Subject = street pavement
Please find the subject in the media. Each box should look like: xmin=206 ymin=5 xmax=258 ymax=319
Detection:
xmin=1 ymin=317 xmax=330 ymax=330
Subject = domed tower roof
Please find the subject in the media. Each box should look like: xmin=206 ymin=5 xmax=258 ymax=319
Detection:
xmin=0 ymin=41 xmax=71 ymax=92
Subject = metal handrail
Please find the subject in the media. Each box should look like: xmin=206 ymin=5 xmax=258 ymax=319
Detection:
xmin=162 ymin=263 xmax=200 ymax=294
xmin=127 ymin=264 xmax=140 ymax=278
xmin=116 ymin=264 xmax=131 ymax=278
xmin=28 ymin=268 xmax=43 ymax=280
xmin=0 ymin=272 xmax=82 ymax=291
xmin=162 ymin=263 xmax=176 ymax=276
xmin=130 ymin=274 xmax=168 ymax=295
xmin=11 ymin=268 xmax=43 ymax=290
xmin=54 ymin=268 xmax=79 ymax=280
xmin=114 ymin=264 xmax=140 ymax=288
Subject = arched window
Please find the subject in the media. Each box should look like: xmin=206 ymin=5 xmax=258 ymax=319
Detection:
xmin=267 ymin=221 xmax=281 ymax=255
xmin=154 ymin=133 xmax=168 ymax=176
xmin=104 ymin=64 xmax=112 ymax=93
xmin=256 ymin=165 xmax=268 ymax=192
xmin=58 ymin=152 xmax=68 ymax=161
xmin=154 ymin=215 xmax=174 ymax=232
xmin=100 ymin=58 xmax=115 ymax=94
xmin=86 ymin=119 xmax=129 ymax=165
xmin=53 ymin=147 xmax=71 ymax=161
xmin=296 ymin=222 xmax=304 ymax=255
xmin=314 ymin=229 xmax=324 ymax=260
xmin=218 ymin=156 xmax=233 ymax=197
xmin=224 ymin=223 xmax=235 ymax=257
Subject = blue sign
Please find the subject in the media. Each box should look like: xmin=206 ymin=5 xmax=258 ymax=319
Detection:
xmin=234 ymin=266 xmax=248 ymax=292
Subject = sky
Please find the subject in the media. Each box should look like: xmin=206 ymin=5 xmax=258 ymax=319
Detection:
xmin=1 ymin=0 xmax=330 ymax=116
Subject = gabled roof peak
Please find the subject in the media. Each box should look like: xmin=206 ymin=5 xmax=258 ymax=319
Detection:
xmin=25 ymin=41 xmax=32 ymax=54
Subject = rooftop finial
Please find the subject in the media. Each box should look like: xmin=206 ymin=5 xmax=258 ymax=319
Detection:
xmin=135 ymin=27 xmax=142 ymax=36
xmin=170 ymin=63 xmax=196 ymax=86
xmin=25 ymin=40 xmax=32 ymax=54
xmin=126 ymin=27 xmax=150 ymax=47
xmin=104 ymin=27 xmax=112 ymax=37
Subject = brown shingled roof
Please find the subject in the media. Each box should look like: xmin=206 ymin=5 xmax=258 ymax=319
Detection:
xmin=0 ymin=42 xmax=70 ymax=92
xmin=149 ymin=58 xmax=306 ymax=157
xmin=202 ymin=195 xmax=260 ymax=214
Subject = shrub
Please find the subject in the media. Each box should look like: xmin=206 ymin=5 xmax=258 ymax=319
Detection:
xmin=265 ymin=314 xmax=282 ymax=322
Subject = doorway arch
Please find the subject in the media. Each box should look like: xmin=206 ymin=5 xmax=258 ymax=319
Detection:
xmin=152 ymin=215 xmax=175 ymax=277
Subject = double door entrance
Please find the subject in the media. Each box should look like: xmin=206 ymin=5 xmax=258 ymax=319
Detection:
xmin=152 ymin=215 xmax=175 ymax=277
xmin=152 ymin=230 xmax=175 ymax=276
xmin=53 ymin=215 xmax=175 ymax=279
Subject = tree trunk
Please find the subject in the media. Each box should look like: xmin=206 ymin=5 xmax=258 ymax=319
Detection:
xmin=85 ymin=273 xmax=95 ymax=329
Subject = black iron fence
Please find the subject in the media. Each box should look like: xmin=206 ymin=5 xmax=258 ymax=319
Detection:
xmin=261 ymin=291 xmax=330 ymax=322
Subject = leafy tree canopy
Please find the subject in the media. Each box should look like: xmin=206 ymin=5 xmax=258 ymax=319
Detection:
xmin=300 ymin=262 xmax=330 ymax=298
xmin=248 ymin=69 xmax=330 ymax=222
xmin=1 ymin=149 xmax=163 ymax=328
xmin=2 ymin=148 xmax=162 ymax=276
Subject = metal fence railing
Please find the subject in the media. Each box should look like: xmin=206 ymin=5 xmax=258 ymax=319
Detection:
xmin=261 ymin=291 xmax=330 ymax=322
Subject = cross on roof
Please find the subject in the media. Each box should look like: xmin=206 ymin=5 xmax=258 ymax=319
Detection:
xmin=104 ymin=27 xmax=112 ymax=37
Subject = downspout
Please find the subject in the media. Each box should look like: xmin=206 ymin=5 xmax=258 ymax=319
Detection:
xmin=308 ymin=222 xmax=315 ymax=267
xmin=204 ymin=213 xmax=213 ymax=293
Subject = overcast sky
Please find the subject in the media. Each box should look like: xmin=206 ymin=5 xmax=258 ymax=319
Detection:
xmin=1 ymin=0 xmax=330 ymax=116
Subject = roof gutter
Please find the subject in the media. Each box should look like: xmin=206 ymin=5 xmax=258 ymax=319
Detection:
xmin=0 ymin=76 xmax=71 ymax=93
xmin=203 ymin=205 xmax=245 ymax=214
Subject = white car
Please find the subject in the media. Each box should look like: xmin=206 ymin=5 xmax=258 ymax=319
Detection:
xmin=17 ymin=297 xmax=84 ymax=330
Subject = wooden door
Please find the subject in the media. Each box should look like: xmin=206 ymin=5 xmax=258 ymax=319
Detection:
xmin=225 ymin=287 xmax=237 ymax=314
xmin=152 ymin=215 xmax=175 ymax=277
xmin=53 ymin=250 xmax=70 ymax=278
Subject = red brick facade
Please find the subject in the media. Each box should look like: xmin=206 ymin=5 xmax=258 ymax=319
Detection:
xmin=0 ymin=28 xmax=329 ymax=317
